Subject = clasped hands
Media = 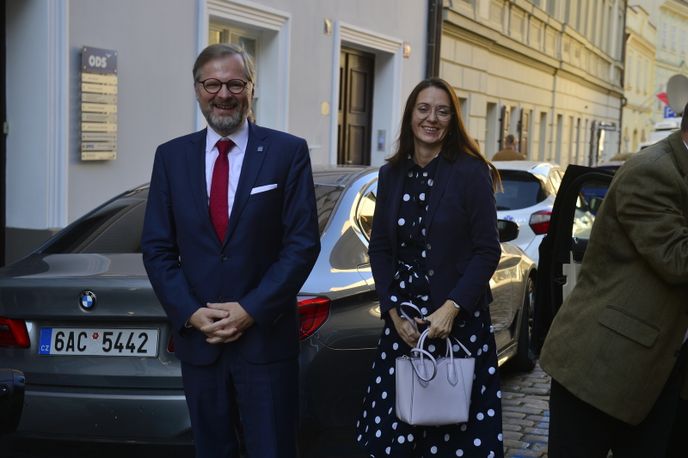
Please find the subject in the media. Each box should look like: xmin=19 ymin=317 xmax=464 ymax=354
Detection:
xmin=390 ymin=299 xmax=459 ymax=348
xmin=188 ymin=301 xmax=255 ymax=344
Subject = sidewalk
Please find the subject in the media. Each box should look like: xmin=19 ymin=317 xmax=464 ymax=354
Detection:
xmin=501 ymin=362 xmax=551 ymax=458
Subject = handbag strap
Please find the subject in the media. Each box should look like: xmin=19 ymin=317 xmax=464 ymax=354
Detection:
xmin=400 ymin=302 xmax=472 ymax=358
xmin=409 ymin=347 xmax=437 ymax=382
xmin=449 ymin=337 xmax=472 ymax=357
xmin=398 ymin=301 xmax=423 ymax=333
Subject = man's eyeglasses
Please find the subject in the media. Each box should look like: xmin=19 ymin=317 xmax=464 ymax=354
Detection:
xmin=415 ymin=104 xmax=452 ymax=121
xmin=197 ymin=78 xmax=250 ymax=95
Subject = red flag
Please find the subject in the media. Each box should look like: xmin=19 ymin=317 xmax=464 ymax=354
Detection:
xmin=657 ymin=92 xmax=669 ymax=105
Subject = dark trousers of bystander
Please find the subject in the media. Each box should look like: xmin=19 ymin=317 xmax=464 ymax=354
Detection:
xmin=548 ymin=345 xmax=687 ymax=458
xmin=667 ymin=398 xmax=687 ymax=457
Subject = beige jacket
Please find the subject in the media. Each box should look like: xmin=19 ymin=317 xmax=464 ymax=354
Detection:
xmin=540 ymin=131 xmax=688 ymax=425
xmin=492 ymin=148 xmax=525 ymax=161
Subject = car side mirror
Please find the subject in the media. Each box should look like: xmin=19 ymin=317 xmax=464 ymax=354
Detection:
xmin=497 ymin=219 xmax=519 ymax=243
xmin=0 ymin=369 xmax=25 ymax=436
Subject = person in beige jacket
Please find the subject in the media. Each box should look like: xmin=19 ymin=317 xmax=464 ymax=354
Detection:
xmin=540 ymin=103 xmax=688 ymax=458
xmin=491 ymin=134 xmax=525 ymax=161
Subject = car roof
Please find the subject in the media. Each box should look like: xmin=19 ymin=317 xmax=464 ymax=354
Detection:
xmin=492 ymin=160 xmax=560 ymax=177
xmin=312 ymin=165 xmax=378 ymax=187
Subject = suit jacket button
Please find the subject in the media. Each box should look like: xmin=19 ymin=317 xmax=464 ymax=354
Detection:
xmin=428 ymin=269 xmax=435 ymax=277
xmin=221 ymin=256 xmax=228 ymax=262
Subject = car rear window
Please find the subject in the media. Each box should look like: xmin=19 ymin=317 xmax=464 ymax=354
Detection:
xmin=314 ymin=184 xmax=344 ymax=234
xmin=40 ymin=184 xmax=344 ymax=254
xmin=41 ymin=192 xmax=147 ymax=254
xmin=495 ymin=171 xmax=547 ymax=210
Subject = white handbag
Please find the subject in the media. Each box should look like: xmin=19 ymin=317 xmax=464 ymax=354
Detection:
xmin=395 ymin=324 xmax=475 ymax=426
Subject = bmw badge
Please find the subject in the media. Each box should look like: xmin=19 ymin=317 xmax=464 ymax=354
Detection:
xmin=79 ymin=290 xmax=97 ymax=310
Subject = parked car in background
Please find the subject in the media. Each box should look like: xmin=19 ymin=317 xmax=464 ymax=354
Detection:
xmin=493 ymin=161 xmax=564 ymax=264
xmin=0 ymin=166 xmax=536 ymax=457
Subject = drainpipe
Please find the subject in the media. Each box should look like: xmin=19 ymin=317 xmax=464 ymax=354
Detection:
xmin=1 ymin=0 xmax=6 ymax=266
xmin=617 ymin=0 xmax=628 ymax=155
xmin=425 ymin=0 xmax=443 ymax=78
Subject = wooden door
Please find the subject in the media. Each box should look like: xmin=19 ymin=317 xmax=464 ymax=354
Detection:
xmin=338 ymin=48 xmax=374 ymax=165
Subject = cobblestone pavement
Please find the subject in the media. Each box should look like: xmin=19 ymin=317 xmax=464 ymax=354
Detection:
xmin=3 ymin=363 xmax=553 ymax=458
xmin=500 ymin=361 xmax=551 ymax=458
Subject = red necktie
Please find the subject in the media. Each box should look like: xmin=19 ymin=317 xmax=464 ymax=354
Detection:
xmin=209 ymin=139 xmax=234 ymax=241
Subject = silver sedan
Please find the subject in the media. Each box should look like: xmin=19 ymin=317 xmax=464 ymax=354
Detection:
xmin=0 ymin=166 xmax=535 ymax=457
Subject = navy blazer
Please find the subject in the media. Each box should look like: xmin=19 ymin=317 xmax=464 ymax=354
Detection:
xmin=369 ymin=154 xmax=500 ymax=316
xmin=141 ymin=123 xmax=320 ymax=365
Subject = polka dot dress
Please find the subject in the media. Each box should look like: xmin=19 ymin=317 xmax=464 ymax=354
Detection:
xmin=356 ymin=157 xmax=504 ymax=457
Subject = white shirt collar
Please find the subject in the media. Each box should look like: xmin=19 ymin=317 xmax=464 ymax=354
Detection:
xmin=205 ymin=119 xmax=250 ymax=154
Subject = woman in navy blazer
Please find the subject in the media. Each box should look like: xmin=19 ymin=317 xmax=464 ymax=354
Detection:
xmin=356 ymin=78 xmax=504 ymax=457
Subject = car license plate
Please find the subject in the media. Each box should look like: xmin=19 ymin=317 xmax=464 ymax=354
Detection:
xmin=38 ymin=327 xmax=159 ymax=357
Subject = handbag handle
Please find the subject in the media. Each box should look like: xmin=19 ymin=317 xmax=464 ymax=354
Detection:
xmin=398 ymin=301 xmax=423 ymax=332
xmin=403 ymin=302 xmax=473 ymax=358
xmin=409 ymin=346 xmax=438 ymax=382
xmin=414 ymin=329 xmax=474 ymax=386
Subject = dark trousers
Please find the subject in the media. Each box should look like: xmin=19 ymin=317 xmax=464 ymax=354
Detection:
xmin=181 ymin=347 xmax=299 ymax=458
xmin=548 ymin=346 xmax=687 ymax=458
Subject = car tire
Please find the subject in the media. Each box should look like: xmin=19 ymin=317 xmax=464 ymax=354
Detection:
xmin=510 ymin=275 xmax=536 ymax=372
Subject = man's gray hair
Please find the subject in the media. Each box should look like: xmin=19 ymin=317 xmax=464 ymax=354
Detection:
xmin=193 ymin=43 xmax=256 ymax=84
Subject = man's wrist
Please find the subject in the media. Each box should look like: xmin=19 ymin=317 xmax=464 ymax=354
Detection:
xmin=448 ymin=299 xmax=461 ymax=311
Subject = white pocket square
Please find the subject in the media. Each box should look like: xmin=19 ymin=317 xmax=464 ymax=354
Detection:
xmin=250 ymin=183 xmax=278 ymax=195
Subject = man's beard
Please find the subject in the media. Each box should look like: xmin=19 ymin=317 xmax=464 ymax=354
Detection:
xmin=204 ymin=99 xmax=249 ymax=135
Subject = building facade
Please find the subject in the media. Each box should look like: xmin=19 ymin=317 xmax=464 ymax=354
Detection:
xmin=3 ymin=0 xmax=428 ymax=262
xmin=632 ymin=0 xmax=688 ymax=121
xmin=623 ymin=5 xmax=657 ymax=153
xmin=438 ymin=0 xmax=626 ymax=167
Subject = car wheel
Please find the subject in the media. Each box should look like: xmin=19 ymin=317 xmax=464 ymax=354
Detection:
xmin=510 ymin=275 xmax=536 ymax=371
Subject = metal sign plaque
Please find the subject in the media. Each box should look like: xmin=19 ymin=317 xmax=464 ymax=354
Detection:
xmin=80 ymin=46 xmax=118 ymax=161
xmin=81 ymin=47 xmax=117 ymax=75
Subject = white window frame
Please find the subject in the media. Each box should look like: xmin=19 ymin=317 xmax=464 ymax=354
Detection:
xmin=200 ymin=0 xmax=290 ymax=131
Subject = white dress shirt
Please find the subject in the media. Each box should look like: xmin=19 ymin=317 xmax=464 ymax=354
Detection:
xmin=204 ymin=120 xmax=250 ymax=219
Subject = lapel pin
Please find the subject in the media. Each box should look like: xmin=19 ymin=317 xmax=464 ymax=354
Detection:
xmin=257 ymin=146 xmax=264 ymax=152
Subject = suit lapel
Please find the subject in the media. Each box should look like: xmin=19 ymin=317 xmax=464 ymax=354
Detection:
xmin=224 ymin=122 xmax=268 ymax=245
xmin=185 ymin=129 xmax=217 ymax=236
xmin=425 ymin=156 xmax=451 ymax=232
xmin=386 ymin=165 xmax=404 ymax=250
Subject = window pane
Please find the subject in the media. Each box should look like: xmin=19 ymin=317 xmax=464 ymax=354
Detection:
xmin=314 ymin=184 xmax=344 ymax=234
xmin=495 ymin=172 xmax=546 ymax=210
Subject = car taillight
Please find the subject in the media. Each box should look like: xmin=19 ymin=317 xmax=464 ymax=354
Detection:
xmin=298 ymin=296 xmax=330 ymax=340
xmin=529 ymin=210 xmax=552 ymax=235
xmin=0 ymin=317 xmax=30 ymax=348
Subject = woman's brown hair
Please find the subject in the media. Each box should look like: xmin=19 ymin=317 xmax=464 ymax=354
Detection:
xmin=387 ymin=78 xmax=501 ymax=191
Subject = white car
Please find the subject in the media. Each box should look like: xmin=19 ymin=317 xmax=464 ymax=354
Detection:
xmin=493 ymin=161 xmax=564 ymax=264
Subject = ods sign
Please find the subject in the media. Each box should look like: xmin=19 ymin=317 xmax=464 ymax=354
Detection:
xmin=81 ymin=47 xmax=117 ymax=75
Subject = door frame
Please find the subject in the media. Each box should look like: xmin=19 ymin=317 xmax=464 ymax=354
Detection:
xmin=532 ymin=165 xmax=614 ymax=354
xmin=329 ymin=22 xmax=403 ymax=166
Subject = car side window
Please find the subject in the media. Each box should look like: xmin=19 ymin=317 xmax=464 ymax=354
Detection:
xmin=570 ymin=177 xmax=610 ymax=259
xmin=356 ymin=182 xmax=377 ymax=241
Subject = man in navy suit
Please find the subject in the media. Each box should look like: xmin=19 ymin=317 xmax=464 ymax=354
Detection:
xmin=141 ymin=43 xmax=320 ymax=458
